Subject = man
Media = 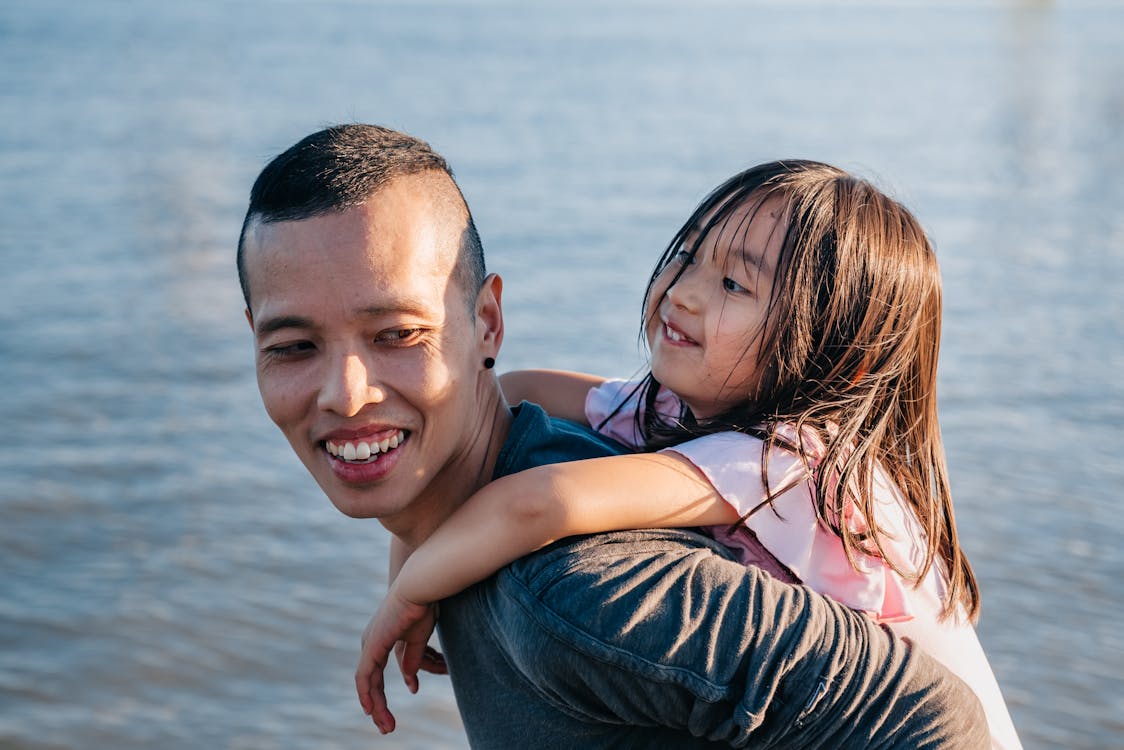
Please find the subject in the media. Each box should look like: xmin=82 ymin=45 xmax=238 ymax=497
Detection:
xmin=238 ymin=124 xmax=988 ymax=748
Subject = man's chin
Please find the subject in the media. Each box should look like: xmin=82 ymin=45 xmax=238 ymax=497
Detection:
xmin=315 ymin=477 xmax=404 ymax=520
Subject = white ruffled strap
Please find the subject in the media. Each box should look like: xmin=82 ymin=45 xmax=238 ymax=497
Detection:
xmin=666 ymin=430 xmax=916 ymax=624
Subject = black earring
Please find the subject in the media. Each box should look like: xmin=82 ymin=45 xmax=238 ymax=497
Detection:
xmin=483 ymin=357 xmax=495 ymax=369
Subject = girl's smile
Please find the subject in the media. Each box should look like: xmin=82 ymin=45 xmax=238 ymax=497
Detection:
xmin=659 ymin=317 xmax=699 ymax=346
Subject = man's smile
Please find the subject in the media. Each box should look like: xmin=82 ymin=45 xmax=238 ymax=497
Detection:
xmin=326 ymin=430 xmax=407 ymax=462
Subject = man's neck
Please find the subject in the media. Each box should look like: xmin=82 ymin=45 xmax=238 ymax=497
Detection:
xmin=381 ymin=383 xmax=513 ymax=549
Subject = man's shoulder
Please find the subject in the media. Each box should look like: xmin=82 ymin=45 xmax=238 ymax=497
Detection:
xmin=506 ymin=528 xmax=738 ymax=587
xmin=483 ymin=530 xmax=762 ymax=706
xmin=494 ymin=401 xmax=628 ymax=479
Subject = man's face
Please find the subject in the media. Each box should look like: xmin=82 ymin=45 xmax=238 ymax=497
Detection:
xmin=242 ymin=174 xmax=491 ymax=526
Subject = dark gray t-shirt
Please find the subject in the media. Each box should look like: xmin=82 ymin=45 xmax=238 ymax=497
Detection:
xmin=435 ymin=403 xmax=987 ymax=749
xmin=438 ymin=402 xmax=654 ymax=747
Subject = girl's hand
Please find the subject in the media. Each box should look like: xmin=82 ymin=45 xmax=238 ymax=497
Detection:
xmin=354 ymin=589 xmax=439 ymax=733
xmin=391 ymin=603 xmax=444 ymax=691
xmin=402 ymin=642 xmax=447 ymax=679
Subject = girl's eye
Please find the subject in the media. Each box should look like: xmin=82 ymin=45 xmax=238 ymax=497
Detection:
xmin=673 ymin=249 xmax=695 ymax=265
xmin=375 ymin=328 xmax=422 ymax=345
xmin=723 ymin=277 xmax=748 ymax=294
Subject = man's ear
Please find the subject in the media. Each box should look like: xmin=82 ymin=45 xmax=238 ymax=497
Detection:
xmin=476 ymin=273 xmax=504 ymax=362
xmin=244 ymin=308 xmax=254 ymax=331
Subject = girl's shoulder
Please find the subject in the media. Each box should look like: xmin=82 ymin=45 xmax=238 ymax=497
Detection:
xmin=665 ymin=426 xmax=939 ymax=624
xmin=585 ymin=378 xmax=682 ymax=449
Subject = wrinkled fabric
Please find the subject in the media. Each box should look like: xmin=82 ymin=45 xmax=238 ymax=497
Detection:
xmin=440 ymin=529 xmax=988 ymax=748
xmin=435 ymin=403 xmax=988 ymax=748
xmin=586 ymin=380 xmax=1023 ymax=748
xmin=587 ymin=378 xmax=917 ymax=622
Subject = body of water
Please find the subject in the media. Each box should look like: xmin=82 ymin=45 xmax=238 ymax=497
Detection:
xmin=1 ymin=1 xmax=1121 ymax=747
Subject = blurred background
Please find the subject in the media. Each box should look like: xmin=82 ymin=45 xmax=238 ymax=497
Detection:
xmin=1 ymin=1 xmax=1121 ymax=747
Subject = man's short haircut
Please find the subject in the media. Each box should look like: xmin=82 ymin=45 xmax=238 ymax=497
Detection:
xmin=236 ymin=124 xmax=485 ymax=308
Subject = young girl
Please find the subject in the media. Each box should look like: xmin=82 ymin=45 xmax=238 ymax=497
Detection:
xmin=356 ymin=160 xmax=1021 ymax=748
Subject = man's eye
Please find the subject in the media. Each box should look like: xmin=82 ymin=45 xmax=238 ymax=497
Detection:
xmin=264 ymin=341 xmax=316 ymax=359
xmin=375 ymin=328 xmax=422 ymax=344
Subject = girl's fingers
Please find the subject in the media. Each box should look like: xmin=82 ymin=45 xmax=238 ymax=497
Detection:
xmin=355 ymin=657 xmax=375 ymax=715
xmin=355 ymin=642 xmax=396 ymax=733
xmin=371 ymin=698 xmax=396 ymax=735
xmin=419 ymin=646 xmax=448 ymax=675
xmin=358 ymin=662 xmax=395 ymax=734
xmin=399 ymin=640 xmax=427 ymax=694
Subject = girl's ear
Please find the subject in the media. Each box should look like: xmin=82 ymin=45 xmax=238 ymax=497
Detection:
xmin=476 ymin=273 xmax=504 ymax=362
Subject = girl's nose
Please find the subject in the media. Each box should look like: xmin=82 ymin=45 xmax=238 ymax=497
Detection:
xmin=318 ymin=353 xmax=386 ymax=417
xmin=666 ymin=271 xmax=701 ymax=312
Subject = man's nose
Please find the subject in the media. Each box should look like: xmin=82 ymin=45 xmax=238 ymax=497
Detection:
xmin=318 ymin=352 xmax=386 ymax=416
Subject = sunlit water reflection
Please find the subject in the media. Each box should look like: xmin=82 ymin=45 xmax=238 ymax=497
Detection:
xmin=1 ymin=2 xmax=1121 ymax=748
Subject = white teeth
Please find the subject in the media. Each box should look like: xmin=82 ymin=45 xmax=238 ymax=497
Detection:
xmin=326 ymin=431 xmax=406 ymax=462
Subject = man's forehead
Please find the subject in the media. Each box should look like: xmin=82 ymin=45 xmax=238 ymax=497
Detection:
xmin=245 ymin=171 xmax=464 ymax=253
xmin=243 ymin=201 xmax=462 ymax=324
xmin=248 ymin=260 xmax=452 ymax=334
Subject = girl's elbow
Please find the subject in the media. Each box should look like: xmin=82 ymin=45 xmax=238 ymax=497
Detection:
xmin=502 ymin=473 xmax=569 ymax=536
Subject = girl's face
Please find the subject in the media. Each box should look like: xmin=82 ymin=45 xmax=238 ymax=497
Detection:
xmin=645 ymin=195 xmax=787 ymax=419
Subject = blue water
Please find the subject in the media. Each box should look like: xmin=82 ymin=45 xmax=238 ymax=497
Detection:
xmin=1 ymin=1 xmax=1121 ymax=747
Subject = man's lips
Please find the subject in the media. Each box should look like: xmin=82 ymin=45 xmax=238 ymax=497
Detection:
xmin=323 ymin=430 xmax=407 ymax=463
xmin=320 ymin=427 xmax=410 ymax=486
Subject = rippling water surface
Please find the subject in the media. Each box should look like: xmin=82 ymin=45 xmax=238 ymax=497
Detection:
xmin=1 ymin=2 xmax=1121 ymax=748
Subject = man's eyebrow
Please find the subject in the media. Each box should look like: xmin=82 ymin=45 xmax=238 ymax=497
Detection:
xmin=357 ymin=303 xmax=431 ymax=319
xmin=255 ymin=315 xmax=313 ymax=336
xmin=255 ymin=304 xmax=433 ymax=336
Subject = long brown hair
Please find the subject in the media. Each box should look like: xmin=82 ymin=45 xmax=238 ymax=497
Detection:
xmin=623 ymin=160 xmax=979 ymax=620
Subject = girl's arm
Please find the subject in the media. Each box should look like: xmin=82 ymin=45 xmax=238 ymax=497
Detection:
xmin=394 ymin=451 xmax=739 ymax=601
xmin=359 ymin=536 xmax=447 ymax=732
xmin=388 ymin=534 xmax=410 ymax=582
xmin=356 ymin=451 xmax=741 ymax=728
xmin=385 ymin=535 xmax=447 ymax=679
xmin=498 ymin=368 xmax=606 ymax=425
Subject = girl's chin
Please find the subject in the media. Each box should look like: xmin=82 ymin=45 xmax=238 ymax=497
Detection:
xmin=649 ymin=352 xmax=684 ymax=384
